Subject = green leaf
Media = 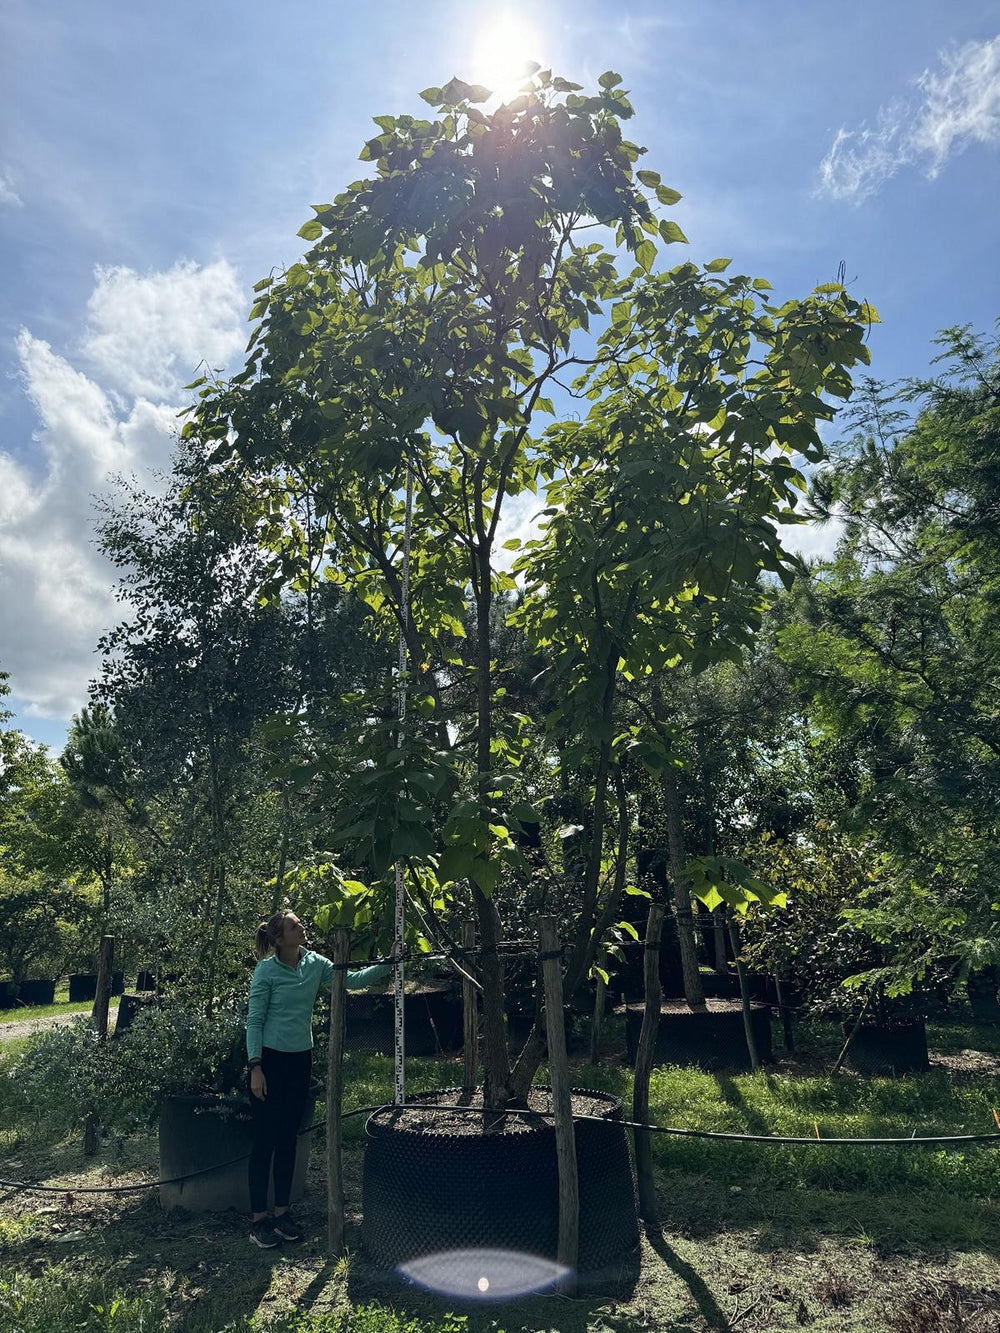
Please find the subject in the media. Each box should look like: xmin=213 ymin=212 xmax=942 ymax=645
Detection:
xmin=658 ymin=219 xmax=688 ymax=244
xmin=419 ymin=86 xmax=443 ymax=105
xmin=635 ymin=239 xmax=656 ymax=274
xmin=298 ymin=219 xmax=323 ymax=242
xmin=438 ymin=843 xmax=474 ymax=884
xmin=636 ymin=169 xmax=660 ymax=187
xmin=598 ymin=71 xmax=624 ymax=89
xmin=470 ymin=857 xmax=500 ymax=894
xmin=704 ymin=257 xmax=731 ymax=273
xmin=655 ymin=184 xmax=682 ymax=206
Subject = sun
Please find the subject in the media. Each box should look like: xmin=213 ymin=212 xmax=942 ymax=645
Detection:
xmin=471 ymin=11 xmax=545 ymax=103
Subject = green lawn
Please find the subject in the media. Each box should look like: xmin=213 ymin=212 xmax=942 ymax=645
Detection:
xmin=0 ymin=992 xmax=121 ymax=1026
xmin=2 ymin=1021 xmax=999 ymax=1331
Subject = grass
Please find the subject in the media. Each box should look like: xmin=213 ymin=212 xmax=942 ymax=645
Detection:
xmin=2 ymin=1019 xmax=1000 ymax=1331
xmin=0 ymin=993 xmax=121 ymax=1026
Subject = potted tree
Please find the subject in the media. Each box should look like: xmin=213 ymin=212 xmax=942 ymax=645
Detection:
xmin=190 ymin=69 xmax=875 ymax=1282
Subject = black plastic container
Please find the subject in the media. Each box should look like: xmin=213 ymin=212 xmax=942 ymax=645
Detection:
xmin=624 ymin=998 xmax=773 ymax=1072
xmin=842 ymin=1021 xmax=929 ymax=1076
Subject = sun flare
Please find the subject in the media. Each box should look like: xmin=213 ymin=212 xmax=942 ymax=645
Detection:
xmin=471 ymin=11 xmax=545 ymax=102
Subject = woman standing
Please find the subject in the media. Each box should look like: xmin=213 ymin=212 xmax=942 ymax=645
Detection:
xmin=246 ymin=909 xmax=395 ymax=1248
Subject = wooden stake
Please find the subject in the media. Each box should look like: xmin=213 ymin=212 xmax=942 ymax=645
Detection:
xmin=831 ymin=996 xmax=870 ymax=1076
xmin=92 ymin=934 xmax=115 ymax=1042
xmin=589 ymin=949 xmax=606 ymax=1065
xmin=774 ymin=972 xmax=795 ymax=1053
xmin=538 ymin=916 xmax=579 ymax=1292
xmin=461 ymin=920 xmax=478 ymax=1095
xmin=727 ymin=915 xmax=760 ymax=1071
xmin=633 ymin=901 xmax=665 ymax=1225
xmin=326 ymin=927 xmax=351 ymax=1257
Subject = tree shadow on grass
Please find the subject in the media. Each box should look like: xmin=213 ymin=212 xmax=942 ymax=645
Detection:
xmin=642 ymin=1222 xmax=730 ymax=1331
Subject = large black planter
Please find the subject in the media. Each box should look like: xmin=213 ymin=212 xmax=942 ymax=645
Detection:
xmin=159 ymin=1085 xmax=317 ymax=1211
xmin=0 ymin=984 xmax=13 ymax=1010
xmin=842 ymin=1021 xmax=929 ymax=1076
xmin=17 ymin=979 xmax=56 ymax=1006
xmin=114 ymin=992 xmax=158 ymax=1037
xmin=345 ymin=984 xmax=462 ymax=1057
xmin=135 ymin=970 xmax=157 ymax=992
xmin=69 ymin=972 xmax=125 ymax=1002
xmin=624 ymin=999 xmax=773 ymax=1072
xmin=967 ymin=969 xmax=1000 ymax=1024
xmin=362 ymin=1087 xmax=639 ymax=1293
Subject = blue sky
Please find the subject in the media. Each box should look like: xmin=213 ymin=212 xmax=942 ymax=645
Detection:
xmin=2 ymin=0 xmax=999 ymax=750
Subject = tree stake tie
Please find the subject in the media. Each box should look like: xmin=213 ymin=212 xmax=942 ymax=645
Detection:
xmin=992 ymin=1108 xmax=1000 ymax=1131
xmin=393 ymin=462 xmax=414 ymax=1109
xmin=813 ymin=1121 xmax=821 ymax=1140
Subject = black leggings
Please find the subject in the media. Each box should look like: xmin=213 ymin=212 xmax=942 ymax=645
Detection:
xmin=248 ymin=1047 xmax=312 ymax=1214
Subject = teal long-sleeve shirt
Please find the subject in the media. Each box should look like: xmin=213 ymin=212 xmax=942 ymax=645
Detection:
xmin=246 ymin=947 xmax=392 ymax=1060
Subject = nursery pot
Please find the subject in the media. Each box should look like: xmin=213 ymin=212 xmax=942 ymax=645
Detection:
xmin=158 ymin=1083 xmax=318 ymax=1212
xmin=135 ymin=970 xmax=157 ymax=992
xmin=841 ymin=1020 xmax=929 ymax=1076
xmin=16 ymin=979 xmax=56 ymax=1006
xmin=624 ymin=998 xmax=773 ymax=1072
xmin=69 ymin=971 xmax=125 ymax=1002
xmin=113 ymin=991 xmax=158 ymax=1037
xmin=362 ymin=1086 xmax=639 ymax=1293
xmin=344 ymin=983 xmax=462 ymax=1057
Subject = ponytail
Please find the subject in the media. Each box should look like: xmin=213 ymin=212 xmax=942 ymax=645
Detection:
xmin=256 ymin=911 xmax=293 ymax=960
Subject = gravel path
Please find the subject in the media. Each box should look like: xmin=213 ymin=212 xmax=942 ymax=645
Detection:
xmin=0 ymin=1002 xmax=119 ymax=1044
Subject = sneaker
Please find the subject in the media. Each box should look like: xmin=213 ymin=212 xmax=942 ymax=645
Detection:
xmin=249 ymin=1218 xmax=281 ymax=1249
xmin=272 ymin=1211 xmax=304 ymax=1242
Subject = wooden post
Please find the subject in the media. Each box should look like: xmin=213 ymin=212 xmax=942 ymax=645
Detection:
xmin=461 ymin=920 xmax=478 ymax=1095
xmin=326 ymin=927 xmax=351 ymax=1257
xmin=633 ymin=902 xmax=664 ymax=1225
xmin=832 ymin=995 xmax=870 ymax=1076
xmin=727 ymin=915 xmax=760 ymax=1071
xmin=537 ymin=917 xmax=579 ymax=1292
xmin=589 ymin=949 xmax=606 ymax=1065
xmin=83 ymin=934 xmax=116 ymax=1154
xmin=774 ymin=973 xmax=795 ymax=1053
xmin=92 ymin=934 xmax=115 ymax=1042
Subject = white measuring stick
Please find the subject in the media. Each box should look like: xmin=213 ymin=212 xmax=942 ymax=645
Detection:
xmin=393 ymin=464 xmax=413 ymax=1107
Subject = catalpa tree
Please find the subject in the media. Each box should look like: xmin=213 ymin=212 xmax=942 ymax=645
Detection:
xmin=189 ymin=68 xmax=876 ymax=1105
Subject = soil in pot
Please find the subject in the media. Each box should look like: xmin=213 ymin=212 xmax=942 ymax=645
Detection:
xmin=344 ymin=981 xmax=462 ymax=1057
xmin=623 ymin=997 xmax=773 ymax=1072
xmin=159 ymin=1083 xmax=318 ymax=1212
xmin=842 ymin=1021 xmax=929 ymax=1075
xmin=362 ymin=1086 xmax=639 ymax=1294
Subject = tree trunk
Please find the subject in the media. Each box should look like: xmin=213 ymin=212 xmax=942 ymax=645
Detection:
xmin=634 ymin=902 xmax=665 ymax=1224
xmin=661 ymin=764 xmax=705 ymax=1007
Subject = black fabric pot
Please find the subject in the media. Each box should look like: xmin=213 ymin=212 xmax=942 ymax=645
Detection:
xmin=966 ymin=969 xmax=1000 ymax=1024
xmin=0 ymin=984 xmax=13 ymax=1010
xmin=135 ymin=970 xmax=157 ymax=992
xmin=114 ymin=991 xmax=158 ymax=1037
xmin=842 ymin=1021 xmax=929 ymax=1076
xmin=345 ymin=987 xmax=462 ymax=1057
xmin=159 ymin=1084 xmax=317 ymax=1211
xmin=624 ymin=999 xmax=773 ymax=1072
xmin=69 ymin=974 xmax=97 ymax=1001
xmin=17 ymin=979 xmax=55 ymax=1006
xmin=362 ymin=1087 xmax=639 ymax=1293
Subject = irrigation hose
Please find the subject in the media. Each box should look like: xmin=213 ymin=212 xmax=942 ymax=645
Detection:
xmin=3 ymin=1100 xmax=999 ymax=1197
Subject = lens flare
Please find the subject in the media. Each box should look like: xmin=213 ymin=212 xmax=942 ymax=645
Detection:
xmin=398 ymin=1248 xmax=570 ymax=1301
xmin=471 ymin=11 xmax=544 ymax=102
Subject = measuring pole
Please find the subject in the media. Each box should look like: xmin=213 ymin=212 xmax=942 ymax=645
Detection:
xmin=393 ymin=464 xmax=414 ymax=1107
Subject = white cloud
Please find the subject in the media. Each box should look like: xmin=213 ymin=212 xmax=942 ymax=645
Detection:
xmin=818 ymin=35 xmax=1000 ymax=203
xmin=83 ymin=259 xmax=246 ymax=400
xmin=0 ymin=171 xmax=23 ymax=207
xmin=1 ymin=261 xmax=245 ymax=721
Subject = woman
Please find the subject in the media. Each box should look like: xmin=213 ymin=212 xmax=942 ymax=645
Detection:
xmin=246 ymin=909 xmax=395 ymax=1248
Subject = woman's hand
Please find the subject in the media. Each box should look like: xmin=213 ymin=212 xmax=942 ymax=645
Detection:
xmin=250 ymin=1066 xmax=267 ymax=1101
